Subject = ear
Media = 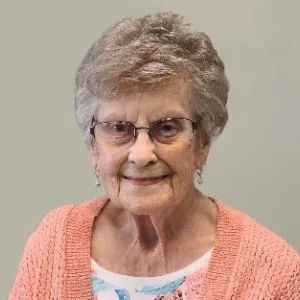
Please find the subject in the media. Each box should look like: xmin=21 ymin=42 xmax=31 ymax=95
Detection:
xmin=194 ymin=143 xmax=211 ymax=169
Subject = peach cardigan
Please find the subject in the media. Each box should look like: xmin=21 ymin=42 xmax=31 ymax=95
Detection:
xmin=9 ymin=197 xmax=300 ymax=299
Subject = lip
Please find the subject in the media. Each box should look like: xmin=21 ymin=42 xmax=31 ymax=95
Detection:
xmin=123 ymin=175 xmax=169 ymax=186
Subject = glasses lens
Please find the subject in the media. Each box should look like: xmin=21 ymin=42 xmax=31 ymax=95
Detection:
xmin=97 ymin=122 xmax=134 ymax=145
xmin=151 ymin=118 xmax=193 ymax=144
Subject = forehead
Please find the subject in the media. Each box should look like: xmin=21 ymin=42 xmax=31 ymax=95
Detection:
xmin=96 ymin=83 xmax=194 ymax=121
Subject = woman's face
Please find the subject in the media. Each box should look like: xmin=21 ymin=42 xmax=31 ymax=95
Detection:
xmin=90 ymin=84 xmax=208 ymax=215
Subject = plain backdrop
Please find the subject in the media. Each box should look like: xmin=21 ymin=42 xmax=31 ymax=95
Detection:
xmin=1 ymin=0 xmax=299 ymax=298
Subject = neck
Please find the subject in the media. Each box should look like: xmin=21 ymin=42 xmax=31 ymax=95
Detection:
xmin=108 ymin=187 xmax=216 ymax=252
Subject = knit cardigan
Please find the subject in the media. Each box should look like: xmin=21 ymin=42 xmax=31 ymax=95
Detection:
xmin=9 ymin=197 xmax=300 ymax=300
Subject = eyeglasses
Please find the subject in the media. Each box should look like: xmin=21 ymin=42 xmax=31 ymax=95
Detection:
xmin=90 ymin=117 xmax=199 ymax=145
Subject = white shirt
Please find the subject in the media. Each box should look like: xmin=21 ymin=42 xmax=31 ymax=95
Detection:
xmin=91 ymin=248 xmax=212 ymax=300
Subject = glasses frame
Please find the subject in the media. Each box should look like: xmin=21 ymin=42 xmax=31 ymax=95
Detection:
xmin=90 ymin=116 xmax=199 ymax=143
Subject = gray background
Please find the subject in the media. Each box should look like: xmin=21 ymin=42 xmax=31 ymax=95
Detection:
xmin=1 ymin=0 xmax=299 ymax=298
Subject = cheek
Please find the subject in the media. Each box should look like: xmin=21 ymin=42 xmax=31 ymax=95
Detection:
xmin=162 ymin=138 xmax=196 ymax=174
xmin=97 ymin=145 xmax=127 ymax=177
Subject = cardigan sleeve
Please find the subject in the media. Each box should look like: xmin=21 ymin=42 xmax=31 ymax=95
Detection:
xmin=9 ymin=233 xmax=39 ymax=300
xmin=277 ymin=253 xmax=300 ymax=299
xmin=9 ymin=204 xmax=76 ymax=300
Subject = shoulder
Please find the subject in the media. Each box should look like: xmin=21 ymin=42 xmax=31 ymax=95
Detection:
xmin=242 ymin=211 xmax=299 ymax=282
xmin=36 ymin=203 xmax=76 ymax=230
xmin=219 ymin=202 xmax=300 ymax=300
xmin=222 ymin=201 xmax=299 ymax=296
xmin=10 ymin=198 xmax=108 ymax=300
xmin=16 ymin=197 xmax=109 ymax=273
xmin=236 ymin=206 xmax=298 ymax=259
xmin=29 ymin=197 xmax=109 ymax=247
xmin=224 ymin=202 xmax=299 ymax=261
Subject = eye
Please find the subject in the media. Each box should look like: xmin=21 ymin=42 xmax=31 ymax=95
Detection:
xmin=100 ymin=122 xmax=134 ymax=137
xmin=112 ymin=123 xmax=129 ymax=133
xmin=109 ymin=122 xmax=133 ymax=136
xmin=154 ymin=119 xmax=182 ymax=137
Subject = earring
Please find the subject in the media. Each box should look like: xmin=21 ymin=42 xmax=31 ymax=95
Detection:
xmin=196 ymin=169 xmax=203 ymax=185
xmin=94 ymin=165 xmax=101 ymax=187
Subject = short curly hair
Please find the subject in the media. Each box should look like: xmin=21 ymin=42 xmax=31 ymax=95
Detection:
xmin=75 ymin=12 xmax=229 ymax=146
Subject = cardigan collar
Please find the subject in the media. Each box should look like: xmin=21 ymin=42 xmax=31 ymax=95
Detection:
xmin=64 ymin=197 xmax=243 ymax=299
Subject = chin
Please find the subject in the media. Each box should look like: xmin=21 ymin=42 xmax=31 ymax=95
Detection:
xmin=119 ymin=193 xmax=174 ymax=215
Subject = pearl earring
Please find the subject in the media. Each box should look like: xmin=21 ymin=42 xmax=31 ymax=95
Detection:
xmin=196 ymin=169 xmax=203 ymax=185
xmin=94 ymin=166 xmax=101 ymax=187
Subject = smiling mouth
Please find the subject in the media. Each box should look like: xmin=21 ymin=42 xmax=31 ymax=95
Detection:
xmin=122 ymin=175 xmax=170 ymax=186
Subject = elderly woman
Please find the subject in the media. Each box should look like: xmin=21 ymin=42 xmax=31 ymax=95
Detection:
xmin=10 ymin=12 xmax=299 ymax=300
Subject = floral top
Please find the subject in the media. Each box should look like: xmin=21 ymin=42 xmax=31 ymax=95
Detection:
xmin=91 ymin=248 xmax=212 ymax=300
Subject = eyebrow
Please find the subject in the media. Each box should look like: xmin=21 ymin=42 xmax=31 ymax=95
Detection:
xmin=100 ymin=113 xmax=127 ymax=122
xmin=151 ymin=109 xmax=188 ymax=119
xmin=98 ymin=109 xmax=188 ymax=123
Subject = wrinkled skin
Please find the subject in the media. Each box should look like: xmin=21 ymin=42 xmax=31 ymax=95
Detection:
xmin=90 ymin=83 xmax=217 ymax=276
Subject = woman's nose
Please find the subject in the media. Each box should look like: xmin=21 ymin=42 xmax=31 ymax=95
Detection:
xmin=128 ymin=132 xmax=157 ymax=167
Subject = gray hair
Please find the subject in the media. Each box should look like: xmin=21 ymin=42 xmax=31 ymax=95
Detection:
xmin=75 ymin=12 xmax=229 ymax=146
